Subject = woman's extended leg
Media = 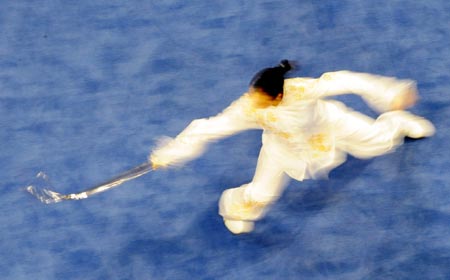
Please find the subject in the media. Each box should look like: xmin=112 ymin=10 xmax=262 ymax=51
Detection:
xmin=330 ymin=101 xmax=435 ymax=158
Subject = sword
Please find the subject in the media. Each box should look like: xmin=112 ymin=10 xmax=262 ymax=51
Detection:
xmin=27 ymin=162 xmax=153 ymax=204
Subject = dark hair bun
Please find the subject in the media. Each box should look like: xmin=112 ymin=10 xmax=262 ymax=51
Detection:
xmin=279 ymin=60 xmax=291 ymax=70
xmin=279 ymin=60 xmax=296 ymax=72
xmin=249 ymin=59 xmax=296 ymax=98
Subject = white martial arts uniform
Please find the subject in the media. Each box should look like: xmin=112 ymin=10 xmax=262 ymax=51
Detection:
xmin=151 ymin=71 xmax=434 ymax=233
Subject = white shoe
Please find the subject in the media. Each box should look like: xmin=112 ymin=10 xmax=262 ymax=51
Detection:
xmin=391 ymin=111 xmax=436 ymax=139
xmin=403 ymin=113 xmax=435 ymax=139
xmin=223 ymin=219 xmax=254 ymax=234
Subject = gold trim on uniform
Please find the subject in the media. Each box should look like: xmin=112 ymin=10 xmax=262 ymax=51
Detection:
xmin=308 ymin=133 xmax=332 ymax=152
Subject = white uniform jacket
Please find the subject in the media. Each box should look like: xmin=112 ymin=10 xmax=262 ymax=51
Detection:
xmin=151 ymin=71 xmax=417 ymax=180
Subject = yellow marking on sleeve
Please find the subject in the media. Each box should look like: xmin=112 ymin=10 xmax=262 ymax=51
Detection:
xmin=321 ymin=73 xmax=333 ymax=81
xmin=286 ymin=81 xmax=305 ymax=100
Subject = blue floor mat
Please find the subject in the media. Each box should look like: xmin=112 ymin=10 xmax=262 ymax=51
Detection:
xmin=1 ymin=1 xmax=449 ymax=279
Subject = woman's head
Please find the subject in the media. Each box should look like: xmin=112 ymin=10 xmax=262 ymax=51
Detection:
xmin=249 ymin=60 xmax=295 ymax=99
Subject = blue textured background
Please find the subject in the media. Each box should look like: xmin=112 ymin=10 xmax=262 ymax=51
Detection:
xmin=1 ymin=1 xmax=449 ymax=279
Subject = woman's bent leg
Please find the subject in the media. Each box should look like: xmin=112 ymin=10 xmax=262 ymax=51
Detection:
xmin=219 ymin=147 xmax=289 ymax=234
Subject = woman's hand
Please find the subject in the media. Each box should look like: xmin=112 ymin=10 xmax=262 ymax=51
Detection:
xmin=390 ymin=83 xmax=418 ymax=110
xmin=149 ymin=155 xmax=168 ymax=170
